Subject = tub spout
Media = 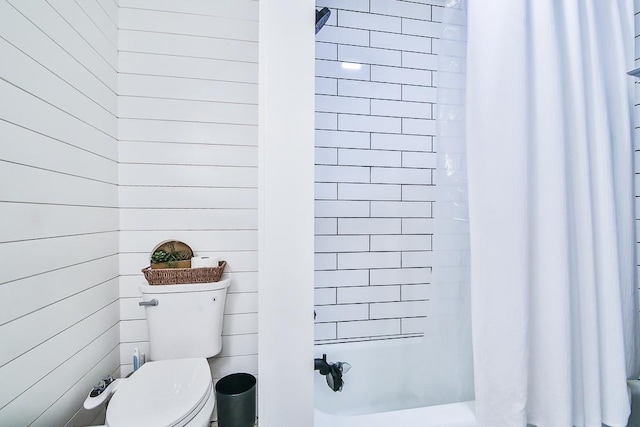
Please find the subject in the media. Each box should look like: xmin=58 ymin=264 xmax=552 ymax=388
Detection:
xmin=314 ymin=354 xmax=332 ymax=375
xmin=314 ymin=354 xmax=351 ymax=392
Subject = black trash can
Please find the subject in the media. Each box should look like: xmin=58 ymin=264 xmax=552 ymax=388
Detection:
xmin=215 ymin=373 xmax=256 ymax=427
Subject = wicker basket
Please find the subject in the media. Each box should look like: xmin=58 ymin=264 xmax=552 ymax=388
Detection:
xmin=142 ymin=261 xmax=227 ymax=285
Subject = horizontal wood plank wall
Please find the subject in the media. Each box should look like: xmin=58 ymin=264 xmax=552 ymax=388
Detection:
xmin=117 ymin=0 xmax=259 ymax=384
xmin=0 ymin=0 xmax=120 ymax=426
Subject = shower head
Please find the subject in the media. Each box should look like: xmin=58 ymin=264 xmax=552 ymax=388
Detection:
xmin=316 ymin=7 xmax=331 ymax=34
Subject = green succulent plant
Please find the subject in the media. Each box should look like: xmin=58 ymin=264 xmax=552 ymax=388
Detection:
xmin=150 ymin=243 xmax=191 ymax=267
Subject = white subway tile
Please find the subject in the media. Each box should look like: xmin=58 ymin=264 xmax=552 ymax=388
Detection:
xmin=338 ymin=252 xmax=402 ymax=269
xmin=337 ymin=319 xmax=401 ymax=339
xmin=431 ymin=250 xmax=467 ymax=271
xmin=338 ymin=10 xmax=401 ymax=33
xmin=371 ymin=99 xmax=431 ymax=119
xmin=315 ymin=235 xmax=369 ymax=253
xmin=318 ymin=0 xmax=369 ymax=12
xmin=437 ymin=70 xmax=466 ymax=89
xmin=371 ymin=65 xmax=431 ymax=86
xmin=402 ymin=18 xmax=442 ymax=38
xmin=316 ymin=77 xmax=338 ymax=95
xmin=371 ymin=167 xmax=431 ymax=185
xmin=338 ymin=79 xmax=401 ymax=100
xmin=315 ymin=269 xmax=369 ymax=288
xmin=315 ymin=304 xmax=369 ymax=322
xmin=316 ymin=112 xmax=338 ymax=130
xmin=431 ymin=197 xmax=467 ymax=218
xmin=315 ymin=200 xmax=370 ymax=218
xmin=402 ymin=118 xmax=436 ymax=135
xmin=315 ymin=322 xmax=337 ymax=340
xmin=337 ymin=285 xmax=400 ymax=304
xmin=338 ymin=149 xmax=401 ymax=167
xmin=338 ymin=45 xmax=402 ymax=67
xmin=402 ymin=151 xmax=437 ymax=168
xmin=432 ymin=6 xmax=445 ymax=23
xmin=402 ymin=85 xmax=437 ymax=102
xmin=370 ymin=300 xmax=429 ymax=319
xmin=370 ymin=201 xmax=432 ymax=217
xmin=316 ymin=59 xmax=370 ymax=81
xmin=402 ymin=185 xmax=436 ymax=201
xmin=402 ymin=218 xmax=435 ymax=234
xmin=315 ymin=183 xmax=338 ymax=200
xmin=370 ymin=235 xmax=432 ymax=251
xmin=316 ymin=165 xmax=370 ymax=183
xmin=339 ymin=114 xmax=401 ymax=133
xmin=371 ymin=133 xmax=433 ymax=151
xmin=316 ymin=147 xmax=338 ymax=165
xmin=402 ymin=51 xmax=438 ymax=70
xmin=315 ymin=130 xmax=370 ymax=149
xmin=316 ymin=95 xmax=370 ymax=114
xmin=401 ymin=317 xmax=427 ymax=334
xmin=316 ymin=253 xmax=337 ymax=270
xmin=318 ymin=7 xmax=338 ymax=26
xmin=432 ymin=234 xmax=469 ymax=251
xmin=370 ymin=267 xmax=432 ymax=286
xmin=429 ymin=218 xmax=466 ymax=234
xmin=316 ymin=42 xmax=338 ymax=60
xmin=401 ymin=251 xmax=434 ymax=268
xmin=370 ymin=31 xmax=432 ymax=54
xmin=315 ymin=288 xmax=337 ymax=305
xmin=370 ymin=0 xmax=432 ymax=20
xmin=339 ymin=218 xmax=402 ymax=235
xmin=401 ymin=284 xmax=430 ymax=301
xmin=315 ymin=218 xmax=338 ymax=235
xmin=338 ymin=183 xmax=401 ymax=201
xmin=316 ymin=25 xmax=370 ymax=47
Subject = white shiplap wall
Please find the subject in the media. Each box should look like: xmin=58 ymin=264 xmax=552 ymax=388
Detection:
xmin=117 ymin=0 xmax=259 ymax=382
xmin=0 ymin=0 xmax=120 ymax=426
xmin=314 ymin=0 xmax=442 ymax=343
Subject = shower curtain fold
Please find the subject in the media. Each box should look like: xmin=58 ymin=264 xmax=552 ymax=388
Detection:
xmin=465 ymin=1 xmax=639 ymax=426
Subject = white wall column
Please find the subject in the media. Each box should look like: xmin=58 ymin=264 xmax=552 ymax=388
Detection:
xmin=258 ymin=1 xmax=315 ymax=426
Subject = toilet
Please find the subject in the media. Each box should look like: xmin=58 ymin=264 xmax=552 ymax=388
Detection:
xmin=93 ymin=279 xmax=231 ymax=427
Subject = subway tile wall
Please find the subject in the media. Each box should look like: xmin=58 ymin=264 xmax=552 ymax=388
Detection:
xmin=314 ymin=0 xmax=443 ymax=343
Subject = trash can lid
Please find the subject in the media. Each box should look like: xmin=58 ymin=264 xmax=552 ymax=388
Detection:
xmin=107 ymin=358 xmax=212 ymax=427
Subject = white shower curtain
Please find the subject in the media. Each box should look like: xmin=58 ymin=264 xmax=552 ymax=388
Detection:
xmin=466 ymin=1 xmax=640 ymax=426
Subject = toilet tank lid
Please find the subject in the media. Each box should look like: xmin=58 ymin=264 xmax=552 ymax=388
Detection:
xmin=106 ymin=358 xmax=212 ymax=427
xmin=140 ymin=279 xmax=230 ymax=294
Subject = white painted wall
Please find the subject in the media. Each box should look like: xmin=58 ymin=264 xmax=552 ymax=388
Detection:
xmin=0 ymin=0 xmax=120 ymax=425
xmin=258 ymin=0 xmax=315 ymax=425
xmin=117 ymin=0 xmax=260 ymax=385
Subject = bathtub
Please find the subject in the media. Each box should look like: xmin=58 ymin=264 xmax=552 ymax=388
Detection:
xmin=313 ymin=337 xmax=476 ymax=427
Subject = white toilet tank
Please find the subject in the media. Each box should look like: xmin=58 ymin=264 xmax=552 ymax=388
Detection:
xmin=139 ymin=280 xmax=231 ymax=360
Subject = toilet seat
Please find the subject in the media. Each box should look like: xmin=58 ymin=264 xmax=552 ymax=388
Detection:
xmin=106 ymin=358 xmax=213 ymax=427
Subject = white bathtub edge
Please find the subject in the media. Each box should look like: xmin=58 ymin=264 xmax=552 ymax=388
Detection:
xmin=314 ymin=400 xmax=476 ymax=427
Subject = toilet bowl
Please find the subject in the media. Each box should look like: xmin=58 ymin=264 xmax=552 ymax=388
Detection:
xmin=105 ymin=358 xmax=214 ymax=427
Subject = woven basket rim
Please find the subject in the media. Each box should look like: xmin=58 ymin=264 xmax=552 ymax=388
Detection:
xmin=141 ymin=261 xmax=226 ymax=285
